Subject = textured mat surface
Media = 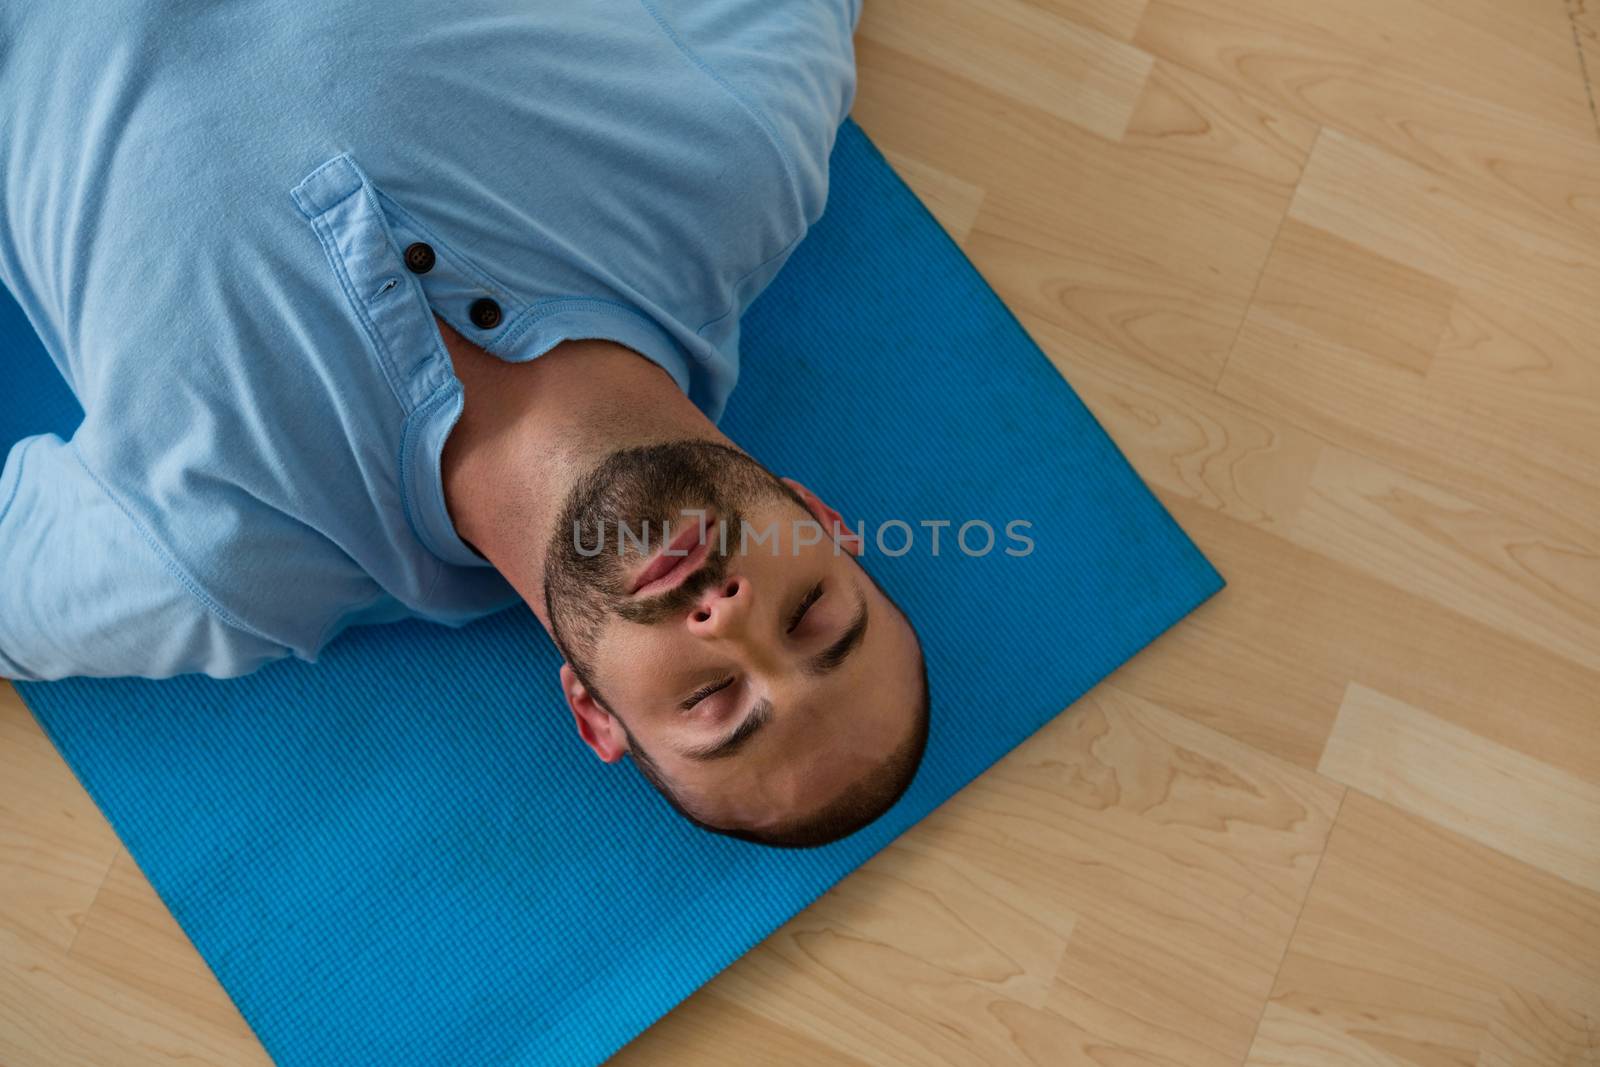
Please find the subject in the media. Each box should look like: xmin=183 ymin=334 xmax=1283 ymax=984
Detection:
xmin=3 ymin=118 xmax=1224 ymax=1066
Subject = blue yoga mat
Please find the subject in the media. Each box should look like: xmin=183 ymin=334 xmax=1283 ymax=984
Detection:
xmin=4 ymin=118 xmax=1224 ymax=1065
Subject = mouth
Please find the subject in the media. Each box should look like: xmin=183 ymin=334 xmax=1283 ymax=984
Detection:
xmin=628 ymin=511 xmax=716 ymax=597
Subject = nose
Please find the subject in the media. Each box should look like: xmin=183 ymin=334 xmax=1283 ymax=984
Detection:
xmin=688 ymin=572 xmax=750 ymax=639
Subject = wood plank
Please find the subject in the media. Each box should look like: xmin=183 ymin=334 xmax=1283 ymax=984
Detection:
xmin=1028 ymin=0 xmax=1152 ymax=43
xmin=68 ymin=851 xmax=268 ymax=1056
xmin=1221 ymin=269 xmax=1600 ymax=556
xmin=977 ymin=57 xmax=1315 ymax=386
xmin=1031 ymin=687 xmax=1341 ymax=1066
xmin=1136 ymin=0 xmax=1600 ymax=170
xmin=1112 ymin=495 xmax=1600 ymax=782
xmin=1320 ymin=683 xmax=1600 ymax=893
xmin=1286 ymin=447 xmax=1600 ymax=674
xmin=0 ymin=683 xmax=120 ymax=954
xmin=1024 ymin=311 xmax=1325 ymax=537
xmin=1428 ymin=286 xmax=1600 ymax=470
xmin=1244 ymin=793 xmax=1600 ymax=1066
xmin=1119 ymin=56 xmax=1320 ymax=197
xmin=1250 ymin=219 xmax=1456 ymax=377
xmin=1250 ymin=986 xmax=1600 ymax=1067
xmin=1019 ymin=314 xmax=1600 ymax=782
xmin=852 ymin=43 xmax=1315 ymax=388
xmin=1576 ymin=0 xmax=1600 ymax=144
xmin=1289 ymin=127 xmax=1600 ymax=316
xmin=0 ymin=922 xmax=266 ymax=1067
xmin=858 ymin=0 xmax=1154 ymax=142
xmin=1479 ymin=988 xmax=1600 ymax=1067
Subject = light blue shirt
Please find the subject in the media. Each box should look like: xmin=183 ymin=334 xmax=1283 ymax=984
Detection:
xmin=0 ymin=0 xmax=860 ymax=681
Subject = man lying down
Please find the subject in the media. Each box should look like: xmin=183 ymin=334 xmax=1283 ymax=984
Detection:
xmin=0 ymin=0 xmax=929 ymax=848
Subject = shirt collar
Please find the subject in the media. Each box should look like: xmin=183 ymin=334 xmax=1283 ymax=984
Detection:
xmin=400 ymin=304 xmax=696 ymax=569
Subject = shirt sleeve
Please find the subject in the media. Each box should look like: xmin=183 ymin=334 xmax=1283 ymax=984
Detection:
xmin=0 ymin=432 xmax=294 ymax=681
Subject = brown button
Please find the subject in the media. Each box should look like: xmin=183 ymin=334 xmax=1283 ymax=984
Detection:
xmin=469 ymin=297 xmax=502 ymax=330
xmin=403 ymin=242 xmax=435 ymax=274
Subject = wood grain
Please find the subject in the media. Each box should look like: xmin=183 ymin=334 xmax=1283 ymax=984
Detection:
xmin=1289 ymin=128 xmax=1600 ymax=315
xmin=6 ymin=0 xmax=1600 ymax=1061
xmin=1244 ymin=793 xmax=1600 ymax=1066
xmin=0 ymin=684 xmax=118 ymax=954
xmin=1287 ymin=447 xmax=1600 ymax=673
xmin=1221 ymin=251 xmax=1600 ymax=553
xmin=1320 ymin=684 xmax=1600 ymax=894
xmin=859 ymin=0 xmax=1154 ymax=142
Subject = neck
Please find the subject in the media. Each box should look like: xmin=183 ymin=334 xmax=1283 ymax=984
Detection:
xmin=435 ymin=317 xmax=730 ymax=631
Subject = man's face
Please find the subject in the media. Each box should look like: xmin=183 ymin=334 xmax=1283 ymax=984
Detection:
xmin=544 ymin=441 xmax=923 ymax=835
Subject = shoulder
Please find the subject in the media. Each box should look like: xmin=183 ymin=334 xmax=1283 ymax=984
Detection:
xmin=645 ymin=0 xmax=861 ymax=227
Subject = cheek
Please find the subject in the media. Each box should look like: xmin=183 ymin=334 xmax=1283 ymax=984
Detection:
xmin=588 ymin=619 xmax=698 ymax=704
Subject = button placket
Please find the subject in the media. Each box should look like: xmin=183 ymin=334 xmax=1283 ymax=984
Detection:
xmin=387 ymin=227 xmax=509 ymax=346
xmin=372 ymin=192 xmax=515 ymax=349
xmin=291 ymin=155 xmax=450 ymax=411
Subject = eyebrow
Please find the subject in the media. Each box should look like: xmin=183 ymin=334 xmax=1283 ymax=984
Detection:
xmin=679 ymin=698 xmax=774 ymax=762
xmin=803 ymin=590 xmax=868 ymax=677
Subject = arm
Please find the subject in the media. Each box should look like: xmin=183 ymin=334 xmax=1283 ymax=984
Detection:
xmin=0 ymin=433 xmax=292 ymax=681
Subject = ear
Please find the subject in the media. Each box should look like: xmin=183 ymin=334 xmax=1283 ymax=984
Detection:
xmin=559 ymin=663 xmax=629 ymax=764
xmin=781 ymin=477 xmax=864 ymax=557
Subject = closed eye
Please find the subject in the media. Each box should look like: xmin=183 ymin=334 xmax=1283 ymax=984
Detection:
xmin=785 ymin=580 xmax=824 ymax=633
xmin=680 ymin=675 xmax=734 ymax=711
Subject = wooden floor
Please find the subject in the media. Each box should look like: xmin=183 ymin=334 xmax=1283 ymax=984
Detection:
xmin=5 ymin=0 xmax=1599 ymax=1063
